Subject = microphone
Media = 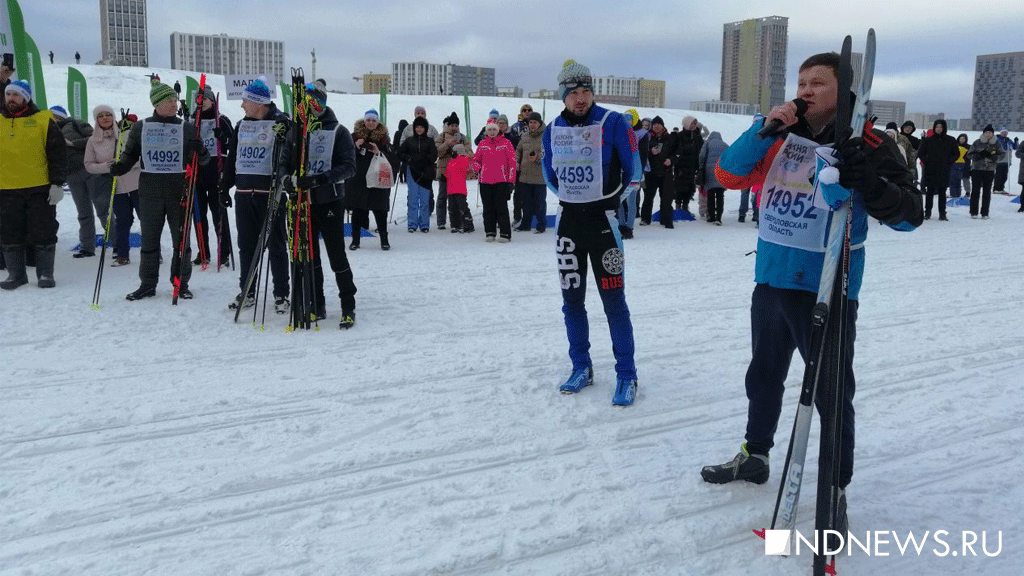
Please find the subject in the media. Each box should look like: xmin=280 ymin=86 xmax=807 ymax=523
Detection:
xmin=756 ymin=98 xmax=808 ymax=139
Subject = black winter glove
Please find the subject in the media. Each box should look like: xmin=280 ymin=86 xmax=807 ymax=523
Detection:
xmin=110 ymin=162 xmax=127 ymax=177
xmin=281 ymin=175 xmax=298 ymax=200
xmin=219 ymin=190 xmax=232 ymax=208
xmin=836 ymin=137 xmax=883 ymax=196
xmin=296 ymin=174 xmax=324 ymax=189
xmin=213 ymin=126 xmax=226 ymax=140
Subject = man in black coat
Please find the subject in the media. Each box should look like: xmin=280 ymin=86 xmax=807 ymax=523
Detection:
xmin=639 ymin=116 xmax=678 ymax=227
xmin=916 ymin=119 xmax=959 ymax=220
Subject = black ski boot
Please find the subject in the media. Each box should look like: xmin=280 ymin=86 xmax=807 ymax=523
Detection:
xmin=701 ymin=444 xmax=770 ymax=484
xmin=339 ymin=310 xmax=355 ymax=329
xmin=126 ymin=285 xmax=157 ymax=301
xmin=0 ymin=245 xmax=28 ymax=290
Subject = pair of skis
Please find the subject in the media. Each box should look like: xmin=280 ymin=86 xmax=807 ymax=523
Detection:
xmin=758 ymin=30 xmax=876 ymax=576
xmin=287 ymin=67 xmax=320 ymax=332
xmin=172 ymin=74 xmax=207 ymax=304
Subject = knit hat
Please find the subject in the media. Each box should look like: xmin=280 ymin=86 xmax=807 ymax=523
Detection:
xmin=149 ymin=79 xmax=177 ymax=106
xmin=651 ymin=116 xmax=665 ymax=127
xmin=305 ymin=80 xmax=327 ymax=115
xmin=999 ymin=127 xmax=1008 ymax=134
xmin=624 ymin=108 xmax=641 ymax=129
xmin=4 ymin=79 xmax=32 ymax=101
xmin=242 ymin=77 xmax=272 ymax=105
xmin=885 ymin=121 xmax=898 ymax=130
xmin=558 ymin=59 xmax=594 ymax=101
xmin=982 ymin=124 xmax=994 ymax=134
xmin=49 ymin=105 xmax=69 ymax=119
xmin=484 ymin=119 xmax=499 ymax=133
xmin=488 ymin=109 xmax=499 ymax=119
xmin=496 ymin=113 xmax=508 ymax=124
xmin=92 ymin=104 xmax=115 ymax=121
xmin=681 ymin=115 xmax=696 ymax=129
xmin=364 ymin=109 xmax=379 ymax=121
xmin=200 ymin=85 xmax=216 ymax=105
xmin=414 ymin=105 xmax=426 ymax=115
xmin=453 ymin=144 xmax=469 ymax=156
xmin=444 ymin=111 xmax=460 ymax=126
xmin=526 ymin=111 xmax=543 ymax=124
xmin=412 ymin=116 xmax=429 ymax=131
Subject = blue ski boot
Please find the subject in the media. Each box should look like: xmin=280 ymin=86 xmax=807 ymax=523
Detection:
xmin=559 ymin=366 xmax=593 ymax=394
xmin=612 ymin=378 xmax=637 ymax=406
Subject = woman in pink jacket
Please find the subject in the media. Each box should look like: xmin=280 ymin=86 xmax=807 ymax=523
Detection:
xmin=84 ymin=106 xmax=141 ymax=266
xmin=472 ymin=120 xmax=517 ymax=242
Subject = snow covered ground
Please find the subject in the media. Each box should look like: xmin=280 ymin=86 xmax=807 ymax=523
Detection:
xmin=2 ymin=64 xmax=1022 ymax=576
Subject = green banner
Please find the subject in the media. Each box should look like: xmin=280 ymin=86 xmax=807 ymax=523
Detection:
xmin=185 ymin=75 xmax=199 ymax=112
xmin=3 ymin=0 xmax=46 ymax=107
xmin=67 ymin=66 xmax=87 ymax=120
xmin=279 ymin=83 xmax=292 ymax=117
xmin=463 ymin=94 xmax=471 ymax=140
xmin=379 ymin=87 xmax=387 ymax=127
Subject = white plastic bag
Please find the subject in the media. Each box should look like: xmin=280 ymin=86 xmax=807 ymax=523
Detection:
xmin=366 ymin=154 xmax=394 ymax=189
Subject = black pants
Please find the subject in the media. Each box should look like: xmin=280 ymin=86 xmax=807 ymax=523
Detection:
xmin=350 ymin=208 xmax=388 ymax=246
xmin=745 ymin=283 xmax=858 ymax=488
xmin=675 ymin=169 xmax=697 ymax=207
xmin=706 ymin=187 xmax=724 ymax=223
xmin=641 ymin=172 xmax=674 ymax=225
xmin=112 ymin=191 xmax=141 ymax=257
xmin=194 ymin=171 xmax=233 ymax=265
xmin=235 ymin=191 xmax=289 ymax=298
xmin=479 ymin=182 xmax=511 ymax=238
xmin=436 ymin=176 xmax=449 ymax=227
xmin=447 ymin=194 xmax=473 ymax=232
xmin=970 ymin=170 xmax=994 ymax=217
xmin=310 ymin=200 xmax=356 ymax=314
xmin=0 ymin=186 xmax=59 ymax=246
xmin=923 ymin=183 xmax=947 ymax=218
xmin=512 ymin=175 xmax=523 ymax=221
xmin=516 ymin=183 xmax=547 ymax=231
xmin=138 ymin=187 xmax=191 ymax=289
xmin=994 ymin=163 xmax=1009 ymax=191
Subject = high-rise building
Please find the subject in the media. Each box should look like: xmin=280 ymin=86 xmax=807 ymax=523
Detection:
xmin=689 ymin=100 xmax=759 ymax=115
xmin=497 ymin=86 xmax=524 ymax=98
xmin=720 ymin=15 xmax=788 ymax=114
xmin=971 ymin=52 xmax=1024 ymax=131
xmin=99 ymin=0 xmax=148 ymax=67
xmin=638 ymin=79 xmax=666 ymax=108
xmin=391 ymin=62 xmax=495 ymax=96
xmin=361 ymin=73 xmax=391 ymax=94
xmin=868 ymin=100 xmax=906 ymax=126
xmin=170 ymin=33 xmax=285 ymax=80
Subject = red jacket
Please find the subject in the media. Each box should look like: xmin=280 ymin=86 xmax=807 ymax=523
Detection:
xmin=444 ymin=155 xmax=471 ymax=195
xmin=472 ymin=135 xmax=516 ymax=184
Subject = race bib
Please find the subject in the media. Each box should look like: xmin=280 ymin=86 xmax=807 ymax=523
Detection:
xmin=306 ymin=127 xmax=337 ymax=176
xmin=757 ymin=133 xmax=830 ymax=252
xmin=551 ymin=110 xmax=610 ymax=203
xmin=199 ymin=119 xmax=219 ymax=157
xmin=235 ymin=120 xmax=276 ymax=175
xmin=140 ymin=121 xmax=185 ymax=174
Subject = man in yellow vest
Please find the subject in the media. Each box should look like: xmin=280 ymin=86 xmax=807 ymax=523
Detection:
xmin=1 ymin=80 xmax=67 ymax=289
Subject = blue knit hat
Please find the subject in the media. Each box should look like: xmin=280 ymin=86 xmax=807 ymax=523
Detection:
xmin=243 ymin=77 xmax=272 ymax=105
xmin=364 ymin=109 xmax=379 ymax=121
xmin=488 ymin=109 xmax=499 ymax=119
xmin=4 ymin=79 xmax=32 ymax=101
xmin=49 ymin=105 xmax=69 ymax=119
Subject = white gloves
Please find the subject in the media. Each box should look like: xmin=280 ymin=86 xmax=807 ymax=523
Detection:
xmin=48 ymin=184 xmax=65 ymax=205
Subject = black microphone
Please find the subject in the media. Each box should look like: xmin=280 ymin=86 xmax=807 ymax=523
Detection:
xmin=756 ymin=98 xmax=808 ymax=139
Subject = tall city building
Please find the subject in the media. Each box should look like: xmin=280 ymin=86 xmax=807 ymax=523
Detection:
xmin=868 ymin=100 xmax=906 ymax=126
xmin=391 ymin=62 xmax=495 ymax=96
xmin=689 ymin=100 xmax=759 ymax=115
xmin=971 ymin=52 xmax=1024 ymax=131
xmin=361 ymin=73 xmax=391 ymax=94
xmin=170 ymin=33 xmax=285 ymax=80
xmin=99 ymin=0 xmax=148 ymax=66
xmin=591 ymin=76 xmax=666 ymax=107
xmin=720 ymin=15 xmax=788 ymax=114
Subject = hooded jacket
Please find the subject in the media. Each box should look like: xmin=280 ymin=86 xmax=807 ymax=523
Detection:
xmin=515 ymin=120 xmax=546 ymax=185
xmin=345 ymin=118 xmax=393 ymax=212
xmin=399 ymin=118 xmax=438 ymax=187
xmin=472 ymin=133 xmax=516 ymax=184
xmin=966 ymin=134 xmax=1004 ymax=172
xmin=695 ymin=131 xmax=729 ymax=190
xmin=917 ymin=119 xmax=959 ymax=187
xmin=646 ymin=127 xmax=678 ymax=177
xmin=84 ymin=114 xmax=141 ymax=193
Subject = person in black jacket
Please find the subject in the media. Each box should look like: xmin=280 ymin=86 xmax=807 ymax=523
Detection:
xmin=675 ymin=116 xmax=705 ymax=213
xmin=289 ymin=82 xmax=358 ymax=328
xmin=640 ymin=116 xmax=677 ymax=228
xmin=346 ymin=110 xmax=394 ymax=250
xmin=111 ymin=79 xmax=211 ymax=300
xmin=392 ymin=119 xmax=408 ymax=183
xmin=399 ymin=116 xmax=438 ymax=232
xmin=916 ymin=119 xmax=959 ymax=220
xmin=218 ymin=78 xmax=294 ymax=310
xmin=192 ymin=86 xmax=234 ymax=267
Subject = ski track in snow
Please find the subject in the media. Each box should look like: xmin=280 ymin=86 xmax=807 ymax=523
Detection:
xmin=3 ymin=66 xmax=1023 ymax=576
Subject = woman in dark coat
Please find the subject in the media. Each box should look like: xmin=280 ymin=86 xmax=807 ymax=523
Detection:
xmin=916 ymin=119 xmax=959 ymax=220
xmin=346 ymin=110 xmax=394 ymax=250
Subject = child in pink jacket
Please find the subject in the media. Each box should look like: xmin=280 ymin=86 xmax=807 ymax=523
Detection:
xmin=444 ymin=144 xmax=474 ymax=233
xmin=472 ymin=120 xmax=517 ymax=242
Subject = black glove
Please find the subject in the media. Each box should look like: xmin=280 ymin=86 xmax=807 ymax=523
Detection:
xmin=219 ymin=190 xmax=232 ymax=208
xmin=836 ymin=137 xmax=882 ymax=195
xmin=297 ymin=174 xmax=323 ymax=189
xmin=213 ymin=126 xmax=226 ymax=140
xmin=110 ymin=162 xmax=127 ymax=177
xmin=281 ymin=175 xmax=298 ymax=200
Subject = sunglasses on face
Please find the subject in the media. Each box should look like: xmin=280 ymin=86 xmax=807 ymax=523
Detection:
xmin=521 ymin=108 xmax=532 ymax=113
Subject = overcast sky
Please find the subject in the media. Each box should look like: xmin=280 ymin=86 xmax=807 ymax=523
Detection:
xmin=24 ymin=0 xmax=1024 ymax=118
